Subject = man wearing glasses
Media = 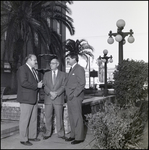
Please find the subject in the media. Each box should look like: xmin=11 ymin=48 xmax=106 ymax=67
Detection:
xmin=42 ymin=56 xmax=66 ymax=140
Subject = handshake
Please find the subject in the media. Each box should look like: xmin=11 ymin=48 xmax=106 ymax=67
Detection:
xmin=37 ymin=80 xmax=44 ymax=88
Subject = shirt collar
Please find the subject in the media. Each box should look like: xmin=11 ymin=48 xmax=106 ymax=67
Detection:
xmin=52 ymin=69 xmax=58 ymax=74
xmin=26 ymin=63 xmax=32 ymax=71
xmin=71 ymin=63 xmax=77 ymax=69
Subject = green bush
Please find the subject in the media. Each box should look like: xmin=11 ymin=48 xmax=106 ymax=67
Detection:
xmin=113 ymin=59 xmax=148 ymax=107
xmin=85 ymin=59 xmax=148 ymax=149
xmin=85 ymin=100 xmax=148 ymax=149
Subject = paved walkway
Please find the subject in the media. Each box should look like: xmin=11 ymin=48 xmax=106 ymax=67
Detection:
xmin=1 ymin=126 xmax=95 ymax=149
xmin=2 ymin=121 xmax=148 ymax=149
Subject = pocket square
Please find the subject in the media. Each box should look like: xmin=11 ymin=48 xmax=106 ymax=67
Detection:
xmin=72 ymin=73 xmax=75 ymax=75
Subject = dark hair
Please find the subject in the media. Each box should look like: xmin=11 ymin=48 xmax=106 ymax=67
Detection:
xmin=50 ymin=55 xmax=59 ymax=62
xmin=25 ymin=54 xmax=35 ymax=62
xmin=67 ymin=53 xmax=79 ymax=62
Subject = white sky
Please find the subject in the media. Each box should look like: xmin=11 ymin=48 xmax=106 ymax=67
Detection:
xmin=66 ymin=1 xmax=148 ymax=70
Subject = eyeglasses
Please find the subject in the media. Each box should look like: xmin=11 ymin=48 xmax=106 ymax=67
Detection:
xmin=50 ymin=62 xmax=57 ymax=65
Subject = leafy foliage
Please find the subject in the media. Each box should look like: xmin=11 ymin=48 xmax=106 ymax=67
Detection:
xmin=85 ymin=59 xmax=148 ymax=149
xmin=1 ymin=1 xmax=75 ymax=59
xmin=1 ymin=1 xmax=75 ymax=90
xmin=85 ymin=100 xmax=148 ymax=149
xmin=63 ymin=39 xmax=94 ymax=68
xmin=113 ymin=59 xmax=148 ymax=107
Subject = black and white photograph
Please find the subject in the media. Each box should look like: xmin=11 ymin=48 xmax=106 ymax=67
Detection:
xmin=1 ymin=1 xmax=148 ymax=149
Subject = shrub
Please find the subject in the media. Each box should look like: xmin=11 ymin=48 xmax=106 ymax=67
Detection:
xmin=85 ymin=100 xmax=148 ymax=149
xmin=113 ymin=59 xmax=148 ymax=107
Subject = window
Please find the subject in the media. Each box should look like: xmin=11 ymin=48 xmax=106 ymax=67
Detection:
xmin=4 ymin=62 xmax=11 ymax=73
xmin=57 ymin=22 xmax=60 ymax=35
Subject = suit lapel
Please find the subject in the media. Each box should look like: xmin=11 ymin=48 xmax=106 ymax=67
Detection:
xmin=49 ymin=71 xmax=53 ymax=87
xmin=25 ymin=64 xmax=37 ymax=82
xmin=66 ymin=64 xmax=78 ymax=84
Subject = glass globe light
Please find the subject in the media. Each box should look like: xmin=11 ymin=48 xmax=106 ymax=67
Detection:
xmin=116 ymin=19 xmax=125 ymax=28
xmin=115 ymin=34 xmax=123 ymax=42
xmin=128 ymin=36 xmax=135 ymax=43
xmin=103 ymin=49 xmax=108 ymax=55
xmin=107 ymin=37 xmax=114 ymax=44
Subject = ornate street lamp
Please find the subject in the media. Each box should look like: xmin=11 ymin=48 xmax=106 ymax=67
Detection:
xmin=107 ymin=19 xmax=135 ymax=64
xmin=97 ymin=49 xmax=113 ymax=96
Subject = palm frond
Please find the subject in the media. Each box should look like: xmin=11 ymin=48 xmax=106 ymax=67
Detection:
xmin=64 ymin=39 xmax=94 ymax=67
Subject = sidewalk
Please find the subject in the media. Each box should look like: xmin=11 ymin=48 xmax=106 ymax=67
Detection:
xmin=1 ymin=120 xmax=19 ymax=139
xmin=1 ymin=126 xmax=95 ymax=149
xmin=0 ymin=94 xmax=102 ymax=149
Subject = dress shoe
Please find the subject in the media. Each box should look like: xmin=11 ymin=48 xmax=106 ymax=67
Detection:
xmin=65 ymin=137 xmax=75 ymax=141
xmin=29 ymin=138 xmax=40 ymax=142
xmin=58 ymin=136 xmax=65 ymax=140
xmin=71 ymin=140 xmax=84 ymax=144
xmin=43 ymin=135 xmax=51 ymax=140
xmin=20 ymin=141 xmax=33 ymax=146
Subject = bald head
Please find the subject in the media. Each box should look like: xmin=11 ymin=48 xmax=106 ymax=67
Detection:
xmin=25 ymin=54 xmax=37 ymax=68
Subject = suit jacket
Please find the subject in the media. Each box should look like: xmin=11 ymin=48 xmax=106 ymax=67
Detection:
xmin=17 ymin=64 xmax=39 ymax=105
xmin=65 ymin=64 xmax=86 ymax=101
xmin=43 ymin=70 xmax=66 ymax=105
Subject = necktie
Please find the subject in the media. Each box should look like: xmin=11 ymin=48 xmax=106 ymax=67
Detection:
xmin=32 ymin=68 xmax=39 ymax=82
xmin=53 ymin=71 xmax=56 ymax=85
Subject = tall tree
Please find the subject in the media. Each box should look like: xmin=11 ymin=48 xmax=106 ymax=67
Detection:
xmin=1 ymin=1 xmax=75 ymax=91
xmin=64 ymin=39 xmax=94 ymax=68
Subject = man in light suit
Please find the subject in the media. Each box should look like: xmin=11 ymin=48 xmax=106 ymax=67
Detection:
xmin=65 ymin=53 xmax=86 ymax=144
xmin=17 ymin=54 xmax=43 ymax=146
xmin=43 ymin=56 xmax=66 ymax=140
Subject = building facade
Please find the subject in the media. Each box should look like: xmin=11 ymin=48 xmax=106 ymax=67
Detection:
xmin=1 ymin=2 xmax=66 ymax=91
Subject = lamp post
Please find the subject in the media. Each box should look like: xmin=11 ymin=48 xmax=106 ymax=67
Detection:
xmin=107 ymin=19 xmax=135 ymax=64
xmin=97 ymin=49 xmax=113 ymax=96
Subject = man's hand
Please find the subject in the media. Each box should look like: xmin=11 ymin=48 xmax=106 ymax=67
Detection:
xmin=50 ymin=91 xmax=58 ymax=100
xmin=37 ymin=80 xmax=43 ymax=88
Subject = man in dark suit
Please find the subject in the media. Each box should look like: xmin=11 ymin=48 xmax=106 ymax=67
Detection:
xmin=43 ymin=56 xmax=66 ymax=140
xmin=17 ymin=54 xmax=43 ymax=146
xmin=65 ymin=53 xmax=86 ymax=144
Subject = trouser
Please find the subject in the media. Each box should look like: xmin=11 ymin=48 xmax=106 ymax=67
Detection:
xmin=45 ymin=104 xmax=65 ymax=137
xmin=67 ymin=97 xmax=84 ymax=140
xmin=19 ymin=103 xmax=38 ymax=142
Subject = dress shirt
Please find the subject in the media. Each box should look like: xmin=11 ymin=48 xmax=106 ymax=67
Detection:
xmin=26 ymin=63 xmax=39 ymax=82
xmin=71 ymin=63 xmax=77 ymax=69
xmin=52 ymin=69 xmax=58 ymax=80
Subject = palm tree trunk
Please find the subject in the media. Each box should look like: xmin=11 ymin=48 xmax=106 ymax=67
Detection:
xmin=60 ymin=6 xmax=65 ymax=72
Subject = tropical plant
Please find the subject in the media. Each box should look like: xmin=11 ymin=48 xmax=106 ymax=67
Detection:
xmin=64 ymin=39 xmax=94 ymax=68
xmin=113 ymin=59 xmax=148 ymax=107
xmin=1 ymin=1 xmax=75 ymax=91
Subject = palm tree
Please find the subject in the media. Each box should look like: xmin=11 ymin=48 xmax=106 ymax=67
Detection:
xmin=1 ymin=1 xmax=75 ymax=91
xmin=42 ymin=1 xmax=75 ymax=71
xmin=64 ymin=39 xmax=94 ymax=68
